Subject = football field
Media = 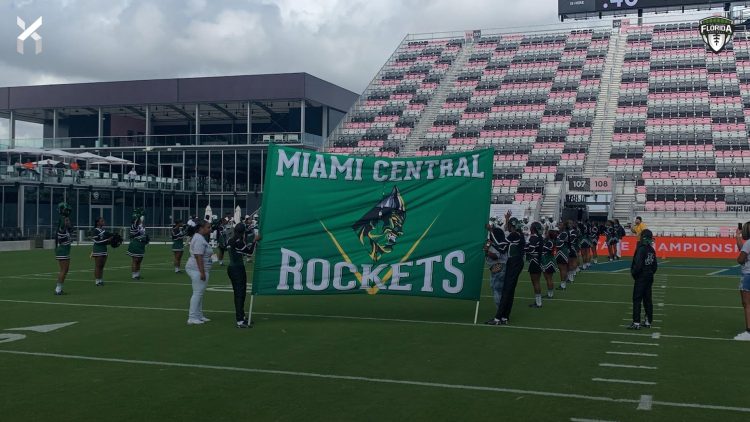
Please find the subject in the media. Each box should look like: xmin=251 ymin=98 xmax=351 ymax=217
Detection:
xmin=1 ymin=247 xmax=748 ymax=421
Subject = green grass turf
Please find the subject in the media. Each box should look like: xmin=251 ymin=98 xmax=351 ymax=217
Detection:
xmin=1 ymin=247 xmax=749 ymax=421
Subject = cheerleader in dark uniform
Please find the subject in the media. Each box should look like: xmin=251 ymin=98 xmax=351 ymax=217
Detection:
xmin=590 ymin=222 xmax=600 ymax=265
xmin=171 ymin=220 xmax=186 ymax=273
xmin=525 ymin=221 xmax=547 ymax=308
xmin=90 ymin=217 xmax=114 ymax=286
xmin=127 ymin=209 xmax=149 ymax=280
xmin=579 ymin=221 xmax=592 ymax=270
xmin=567 ymin=220 xmax=581 ymax=284
xmin=54 ymin=203 xmax=74 ymax=295
xmin=605 ymin=220 xmax=619 ymax=261
xmin=541 ymin=228 xmax=558 ymax=297
xmin=554 ymin=221 xmax=571 ymax=290
xmin=227 ymin=224 xmax=257 ymax=328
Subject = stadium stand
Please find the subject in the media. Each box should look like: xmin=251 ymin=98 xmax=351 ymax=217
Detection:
xmin=327 ymin=19 xmax=750 ymax=235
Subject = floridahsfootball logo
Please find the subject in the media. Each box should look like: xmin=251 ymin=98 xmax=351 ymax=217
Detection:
xmin=352 ymin=186 xmax=406 ymax=262
xmin=700 ymin=16 xmax=734 ymax=54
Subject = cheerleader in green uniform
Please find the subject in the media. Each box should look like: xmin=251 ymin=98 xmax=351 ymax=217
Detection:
xmin=127 ymin=208 xmax=149 ymax=280
xmin=525 ymin=221 xmax=547 ymax=308
xmin=567 ymin=220 xmax=581 ymax=284
xmin=541 ymin=227 xmax=558 ymax=295
xmin=554 ymin=221 xmax=571 ymax=290
xmin=216 ymin=214 xmax=233 ymax=266
xmin=172 ymin=220 xmax=185 ymax=273
xmin=90 ymin=217 xmax=115 ymax=286
xmin=54 ymin=203 xmax=74 ymax=295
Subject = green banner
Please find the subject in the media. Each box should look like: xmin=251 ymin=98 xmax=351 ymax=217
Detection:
xmin=252 ymin=145 xmax=493 ymax=300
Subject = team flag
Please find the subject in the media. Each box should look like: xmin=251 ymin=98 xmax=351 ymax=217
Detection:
xmin=252 ymin=145 xmax=493 ymax=300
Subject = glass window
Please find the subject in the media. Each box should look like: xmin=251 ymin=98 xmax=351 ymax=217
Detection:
xmin=23 ymin=185 xmax=38 ymax=235
xmin=2 ymin=186 xmax=18 ymax=227
xmin=76 ymin=189 xmax=91 ymax=230
xmin=210 ymin=151 xmax=222 ymax=192
xmin=235 ymin=149 xmax=249 ymax=192
xmin=223 ymin=150 xmax=235 ymax=192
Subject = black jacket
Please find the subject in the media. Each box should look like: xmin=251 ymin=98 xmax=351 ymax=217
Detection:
xmin=631 ymin=243 xmax=658 ymax=279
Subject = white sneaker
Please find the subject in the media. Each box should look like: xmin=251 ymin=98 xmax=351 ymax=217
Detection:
xmin=199 ymin=316 xmax=211 ymax=322
xmin=734 ymin=331 xmax=750 ymax=341
xmin=187 ymin=319 xmax=204 ymax=325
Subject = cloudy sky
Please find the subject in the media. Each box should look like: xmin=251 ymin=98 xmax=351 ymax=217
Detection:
xmin=0 ymin=0 xmax=723 ymax=139
xmin=0 ymin=0 xmax=567 ymax=93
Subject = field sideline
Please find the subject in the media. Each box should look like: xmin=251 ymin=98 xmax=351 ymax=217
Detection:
xmin=0 ymin=247 xmax=748 ymax=421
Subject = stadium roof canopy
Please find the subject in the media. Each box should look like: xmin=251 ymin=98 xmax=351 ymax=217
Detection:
xmin=0 ymin=72 xmax=358 ymax=122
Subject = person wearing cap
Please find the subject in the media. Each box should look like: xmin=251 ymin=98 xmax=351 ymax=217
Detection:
xmin=628 ymin=229 xmax=658 ymax=330
xmin=733 ymin=222 xmax=750 ymax=341
xmin=486 ymin=215 xmax=525 ymax=325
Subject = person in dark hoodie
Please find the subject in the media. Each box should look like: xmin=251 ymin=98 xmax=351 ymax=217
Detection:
xmin=486 ymin=216 xmax=525 ymax=325
xmin=628 ymin=229 xmax=658 ymax=330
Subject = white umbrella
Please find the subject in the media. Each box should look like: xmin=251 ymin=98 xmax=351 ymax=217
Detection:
xmin=103 ymin=155 xmax=131 ymax=164
xmin=47 ymin=149 xmax=77 ymax=158
xmin=75 ymin=152 xmax=106 ymax=160
xmin=4 ymin=147 xmax=46 ymax=155
xmin=33 ymin=159 xmax=61 ymax=166
xmin=233 ymin=206 xmax=241 ymax=224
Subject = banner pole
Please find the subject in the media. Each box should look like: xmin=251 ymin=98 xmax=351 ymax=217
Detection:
xmin=473 ymin=300 xmax=480 ymax=324
xmin=247 ymin=294 xmax=256 ymax=326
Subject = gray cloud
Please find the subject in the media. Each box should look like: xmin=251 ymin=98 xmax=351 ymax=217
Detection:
xmin=0 ymin=0 xmax=560 ymax=93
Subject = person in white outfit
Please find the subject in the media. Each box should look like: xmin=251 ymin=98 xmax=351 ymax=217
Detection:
xmin=186 ymin=221 xmax=213 ymax=325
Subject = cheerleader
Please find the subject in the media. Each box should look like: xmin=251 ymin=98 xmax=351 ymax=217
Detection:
xmin=590 ymin=222 xmax=600 ymax=265
xmin=541 ymin=227 xmax=558 ymax=297
xmin=525 ymin=222 xmax=552 ymax=308
xmin=90 ymin=217 xmax=114 ymax=286
xmin=567 ymin=220 xmax=581 ymax=284
xmin=605 ymin=220 xmax=619 ymax=261
xmin=127 ymin=209 xmax=149 ymax=279
xmin=54 ymin=203 xmax=74 ymax=295
xmin=227 ymin=224 xmax=256 ymax=328
xmin=215 ymin=214 xmax=233 ymax=266
xmin=579 ymin=221 xmax=592 ymax=270
xmin=171 ymin=220 xmax=186 ymax=273
xmin=554 ymin=221 xmax=571 ymax=290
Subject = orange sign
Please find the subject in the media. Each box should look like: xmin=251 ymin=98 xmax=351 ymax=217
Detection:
xmin=594 ymin=236 xmax=738 ymax=259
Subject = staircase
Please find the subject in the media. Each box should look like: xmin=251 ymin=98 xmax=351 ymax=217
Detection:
xmin=539 ymin=181 xmax=563 ymax=221
xmin=583 ymin=30 xmax=626 ymax=177
xmin=401 ymin=43 xmax=475 ymax=156
xmin=612 ymin=180 xmax=636 ymax=221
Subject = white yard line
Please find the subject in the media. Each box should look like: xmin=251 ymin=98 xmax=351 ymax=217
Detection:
xmin=0 ymin=349 xmax=639 ymax=404
xmin=707 ymin=265 xmax=738 ymax=276
xmin=2 ymin=349 xmax=750 ymax=414
xmin=605 ymin=351 xmax=658 ymax=357
xmin=592 ymin=378 xmax=656 ymax=385
xmin=0 ymin=299 xmax=737 ymax=342
xmin=599 ymin=363 xmax=658 ymax=370
xmin=570 ymin=418 xmax=618 ymax=422
xmin=610 ymin=340 xmax=659 ymax=347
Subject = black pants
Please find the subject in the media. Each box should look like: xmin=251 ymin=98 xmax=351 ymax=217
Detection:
xmin=632 ymin=274 xmax=654 ymax=323
xmin=227 ymin=266 xmax=247 ymax=322
xmin=495 ymin=258 xmax=525 ymax=320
